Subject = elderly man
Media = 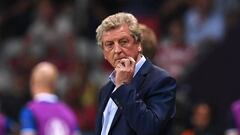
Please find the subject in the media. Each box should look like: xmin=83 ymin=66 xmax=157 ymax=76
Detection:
xmin=95 ymin=12 xmax=176 ymax=135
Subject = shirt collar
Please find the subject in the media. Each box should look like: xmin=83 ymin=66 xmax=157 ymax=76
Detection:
xmin=33 ymin=93 xmax=58 ymax=103
xmin=109 ymin=55 xmax=146 ymax=84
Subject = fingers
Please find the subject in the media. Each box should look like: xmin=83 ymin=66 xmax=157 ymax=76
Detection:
xmin=114 ymin=57 xmax=136 ymax=86
xmin=128 ymin=57 xmax=135 ymax=66
xmin=120 ymin=58 xmax=131 ymax=67
xmin=118 ymin=57 xmax=135 ymax=68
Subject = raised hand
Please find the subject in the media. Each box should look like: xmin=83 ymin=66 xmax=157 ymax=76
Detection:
xmin=115 ymin=57 xmax=136 ymax=88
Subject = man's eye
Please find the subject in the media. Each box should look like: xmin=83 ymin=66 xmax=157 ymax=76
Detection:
xmin=104 ymin=43 xmax=114 ymax=50
xmin=119 ymin=39 xmax=128 ymax=46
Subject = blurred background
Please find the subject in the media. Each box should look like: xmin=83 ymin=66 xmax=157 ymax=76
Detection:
xmin=0 ymin=0 xmax=239 ymax=134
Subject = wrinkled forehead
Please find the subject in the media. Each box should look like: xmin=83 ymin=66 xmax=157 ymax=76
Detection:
xmin=102 ymin=25 xmax=132 ymax=40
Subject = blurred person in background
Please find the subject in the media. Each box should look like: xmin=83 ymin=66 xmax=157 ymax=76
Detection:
xmin=0 ymin=110 xmax=18 ymax=135
xmin=0 ymin=95 xmax=19 ymax=135
xmin=180 ymin=102 xmax=217 ymax=135
xmin=138 ymin=23 xmax=157 ymax=60
xmin=225 ymin=99 xmax=240 ymax=135
xmin=154 ymin=18 xmax=196 ymax=80
xmin=19 ymin=62 xmax=81 ymax=135
xmin=0 ymin=112 xmax=7 ymax=135
xmin=184 ymin=0 xmax=225 ymax=47
xmin=95 ymin=12 xmax=176 ymax=135
xmin=22 ymin=0 xmax=76 ymax=66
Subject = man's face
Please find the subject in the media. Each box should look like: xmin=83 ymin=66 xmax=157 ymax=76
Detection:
xmin=101 ymin=25 xmax=142 ymax=68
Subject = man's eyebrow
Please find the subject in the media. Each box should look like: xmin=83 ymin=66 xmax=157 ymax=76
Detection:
xmin=104 ymin=41 xmax=113 ymax=45
xmin=119 ymin=35 xmax=131 ymax=39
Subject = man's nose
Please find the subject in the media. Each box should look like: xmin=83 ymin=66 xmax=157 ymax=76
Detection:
xmin=114 ymin=43 xmax=122 ymax=53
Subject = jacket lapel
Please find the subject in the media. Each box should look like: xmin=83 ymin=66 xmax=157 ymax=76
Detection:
xmin=96 ymin=81 xmax=115 ymax=135
xmin=132 ymin=59 xmax=152 ymax=92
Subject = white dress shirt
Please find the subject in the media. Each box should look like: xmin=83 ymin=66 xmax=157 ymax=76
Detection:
xmin=101 ymin=56 xmax=146 ymax=135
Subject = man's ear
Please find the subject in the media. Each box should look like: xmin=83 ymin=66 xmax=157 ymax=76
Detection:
xmin=103 ymin=53 xmax=107 ymax=59
xmin=138 ymin=45 xmax=142 ymax=52
xmin=102 ymin=50 xmax=107 ymax=59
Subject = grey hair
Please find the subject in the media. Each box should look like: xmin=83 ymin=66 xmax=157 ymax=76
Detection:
xmin=96 ymin=12 xmax=142 ymax=46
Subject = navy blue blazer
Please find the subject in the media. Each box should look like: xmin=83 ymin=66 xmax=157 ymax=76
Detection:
xmin=96 ymin=59 xmax=176 ymax=135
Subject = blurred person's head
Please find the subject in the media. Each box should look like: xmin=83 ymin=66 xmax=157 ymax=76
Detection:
xmin=191 ymin=102 xmax=212 ymax=130
xmin=168 ymin=19 xmax=185 ymax=43
xmin=139 ymin=23 xmax=157 ymax=60
xmin=36 ymin=0 xmax=56 ymax=22
xmin=30 ymin=62 xmax=58 ymax=96
xmin=193 ymin=0 xmax=213 ymax=16
xmin=96 ymin=12 xmax=142 ymax=68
